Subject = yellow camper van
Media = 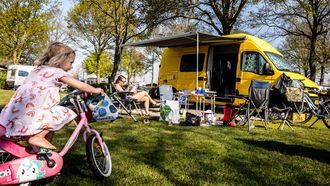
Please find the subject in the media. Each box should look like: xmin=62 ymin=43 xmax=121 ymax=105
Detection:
xmin=125 ymin=32 xmax=319 ymax=106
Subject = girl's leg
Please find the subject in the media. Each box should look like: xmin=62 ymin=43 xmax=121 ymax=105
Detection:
xmin=28 ymin=130 xmax=56 ymax=150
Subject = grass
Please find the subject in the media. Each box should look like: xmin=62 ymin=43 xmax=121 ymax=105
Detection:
xmin=0 ymin=89 xmax=329 ymax=185
xmin=0 ymin=89 xmax=14 ymax=108
xmin=47 ymin=119 xmax=330 ymax=186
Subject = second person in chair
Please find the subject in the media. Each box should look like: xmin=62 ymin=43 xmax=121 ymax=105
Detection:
xmin=114 ymin=75 xmax=159 ymax=116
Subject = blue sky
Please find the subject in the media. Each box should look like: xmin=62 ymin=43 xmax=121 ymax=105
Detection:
xmin=60 ymin=0 xmax=73 ymax=15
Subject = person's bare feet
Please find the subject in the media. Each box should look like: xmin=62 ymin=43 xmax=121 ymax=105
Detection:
xmin=28 ymin=136 xmax=56 ymax=150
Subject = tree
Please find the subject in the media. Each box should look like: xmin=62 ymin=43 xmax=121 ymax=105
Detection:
xmin=66 ymin=0 xmax=113 ymax=83
xmin=90 ymin=0 xmax=180 ymax=82
xmin=83 ymin=52 xmax=112 ymax=78
xmin=315 ymin=32 xmax=330 ymax=84
xmin=0 ymin=0 xmax=59 ymax=65
xmin=145 ymin=47 xmax=162 ymax=86
xmin=280 ymin=35 xmax=310 ymax=76
xmin=251 ymin=0 xmax=330 ymax=81
xmin=186 ymin=0 xmax=251 ymax=35
xmin=120 ymin=48 xmax=146 ymax=84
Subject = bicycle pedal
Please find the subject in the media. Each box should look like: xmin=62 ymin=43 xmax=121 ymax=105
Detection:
xmin=37 ymin=148 xmax=52 ymax=155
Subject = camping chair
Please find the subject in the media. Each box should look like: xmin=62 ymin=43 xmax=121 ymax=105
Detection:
xmin=246 ymin=80 xmax=271 ymax=131
xmin=159 ymin=85 xmax=175 ymax=102
xmin=108 ymin=82 xmax=143 ymax=121
xmin=158 ymin=85 xmax=189 ymax=109
xmin=271 ymin=107 xmax=293 ymax=130
xmin=158 ymin=85 xmax=190 ymax=124
xmin=227 ymin=95 xmax=249 ymax=126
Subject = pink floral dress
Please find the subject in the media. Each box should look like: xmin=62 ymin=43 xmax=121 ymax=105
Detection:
xmin=0 ymin=66 xmax=77 ymax=137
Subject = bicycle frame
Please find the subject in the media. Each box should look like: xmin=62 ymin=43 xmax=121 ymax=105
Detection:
xmin=59 ymin=111 xmax=108 ymax=157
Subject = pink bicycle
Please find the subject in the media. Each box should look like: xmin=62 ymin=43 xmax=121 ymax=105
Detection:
xmin=0 ymin=90 xmax=112 ymax=185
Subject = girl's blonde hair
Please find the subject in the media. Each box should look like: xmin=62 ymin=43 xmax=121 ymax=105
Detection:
xmin=34 ymin=42 xmax=75 ymax=67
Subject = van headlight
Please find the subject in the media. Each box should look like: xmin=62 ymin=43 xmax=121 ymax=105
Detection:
xmin=305 ymin=87 xmax=319 ymax=97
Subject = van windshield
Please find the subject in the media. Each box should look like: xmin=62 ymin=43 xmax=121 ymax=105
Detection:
xmin=265 ymin=52 xmax=297 ymax=73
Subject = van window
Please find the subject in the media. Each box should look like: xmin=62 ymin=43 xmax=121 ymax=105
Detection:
xmin=180 ymin=54 xmax=205 ymax=72
xmin=9 ymin=69 xmax=16 ymax=77
xmin=265 ymin=52 xmax=296 ymax=72
xmin=18 ymin=70 xmax=29 ymax=77
xmin=241 ymin=52 xmax=268 ymax=75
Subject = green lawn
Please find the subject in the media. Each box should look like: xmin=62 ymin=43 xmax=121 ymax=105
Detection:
xmin=48 ymin=118 xmax=330 ymax=186
xmin=0 ymin=89 xmax=14 ymax=107
xmin=0 ymin=89 xmax=329 ymax=185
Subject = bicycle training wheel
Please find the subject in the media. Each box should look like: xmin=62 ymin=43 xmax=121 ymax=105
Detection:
xmin=86 ymin=134 xmax=112 ymax=178
xmin=321 ymin=100 xmax=330 ymax=129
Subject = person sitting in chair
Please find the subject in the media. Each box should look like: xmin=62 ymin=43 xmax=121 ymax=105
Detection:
xmin=114 ymin=75 xmax=160 ymax=116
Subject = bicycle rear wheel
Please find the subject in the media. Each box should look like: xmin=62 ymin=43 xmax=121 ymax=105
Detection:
xmin=86 ymin=134 xmax=112 ymax=178
xmin=321 ymin=100 xmax=330 ymax=129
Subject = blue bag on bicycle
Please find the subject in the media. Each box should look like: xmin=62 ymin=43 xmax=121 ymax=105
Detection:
xmin=87 ymin=94 xmax=119 ymax=122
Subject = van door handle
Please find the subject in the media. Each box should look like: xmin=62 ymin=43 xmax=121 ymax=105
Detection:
xmin=198 ymin=77 xmax=206 ymax=81
xmin=236 ymin=78 xmax=241 ymax=82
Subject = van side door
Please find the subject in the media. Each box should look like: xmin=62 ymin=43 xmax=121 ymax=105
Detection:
xmin=238 ymin=51 xmax=275 ymax=96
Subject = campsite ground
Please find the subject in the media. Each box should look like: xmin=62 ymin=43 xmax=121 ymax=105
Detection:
xmin=0 ymin=89 xmax=329 ymax=185
xmin=51 ymin=117 xmax=329 ymax=186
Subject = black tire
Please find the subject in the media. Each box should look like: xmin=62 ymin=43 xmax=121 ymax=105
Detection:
xmin=86 ymin=134 xmax=112 ymax=178
xmin=321 ymin=100 xmax=330 ymax=129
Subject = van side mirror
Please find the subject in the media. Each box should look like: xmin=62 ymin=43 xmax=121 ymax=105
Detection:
xmin=263 ymin=63 xmax=274 ymax=75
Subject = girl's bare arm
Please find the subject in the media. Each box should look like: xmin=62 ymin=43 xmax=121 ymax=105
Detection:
xmin=60 ymin=76 xmax=103 ymax=95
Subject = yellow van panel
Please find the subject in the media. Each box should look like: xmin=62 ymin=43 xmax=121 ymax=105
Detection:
xmin=224 ymin=34 xmax=282 ymax=56
xmin=159 ymin=45 xmax=209 ymax=91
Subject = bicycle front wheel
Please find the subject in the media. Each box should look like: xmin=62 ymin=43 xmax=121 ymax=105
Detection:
xmin=321 ymin=100 xmax=330 ymax=129
xmin=86 ymin=134 xmax=112 ymax=178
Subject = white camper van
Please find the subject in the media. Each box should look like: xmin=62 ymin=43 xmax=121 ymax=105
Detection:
xmin=6 ymin=65 xmax=35 ymax=90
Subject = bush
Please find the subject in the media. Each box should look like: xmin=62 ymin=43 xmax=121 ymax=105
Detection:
xmin=0 ymin=71 xmax=6 ymax=89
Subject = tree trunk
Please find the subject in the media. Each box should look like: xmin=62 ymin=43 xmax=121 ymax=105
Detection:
xmin=110 ymin=42 xmax=123 ymax=83
xmin=319 ymin=65 xmax=325 ymax=85
xmin=13 ymin=50 xmax=18 ymax=64
xmin=222 ymin=22 xmax=232 ymax=35
xmin=96 ymin=52 xmax=101 ymax=84
xmin=151 ymin=61 xmax=154 ymax=87
xmin=151 ymin=53 xmax=155 ymax=87
xmin=308 ymin=36 xmax=317 ymax=81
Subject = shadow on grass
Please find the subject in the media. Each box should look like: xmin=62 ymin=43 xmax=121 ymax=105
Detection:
xmin=238 ymin=138 xmax=330 ymax=164
xmin=61 ymin=153 xmax=92 ymax=179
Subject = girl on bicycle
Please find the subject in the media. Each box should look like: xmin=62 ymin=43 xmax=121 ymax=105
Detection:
xmin=0 ymin=42 xmax=103 ymax=150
